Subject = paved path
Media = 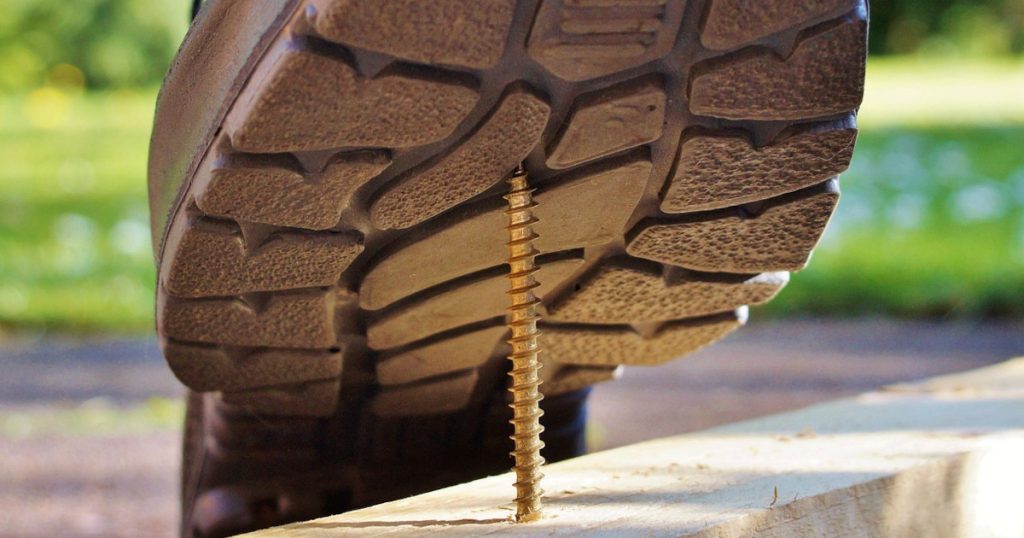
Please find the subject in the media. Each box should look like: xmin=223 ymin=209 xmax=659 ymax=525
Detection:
xmin=2 ymin=320 xmax=1022 ymax=536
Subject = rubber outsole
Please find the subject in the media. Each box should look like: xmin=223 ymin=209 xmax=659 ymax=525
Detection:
xmin=154 ymin=0 xmax=867 ymax=535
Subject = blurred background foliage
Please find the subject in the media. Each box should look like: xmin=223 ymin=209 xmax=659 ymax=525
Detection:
xmin=0 ymin=0 xmax=188 ymax=92
xmin=871 ymin=0 xmax=1024 ymax=57
xmin=0 ymin=0 xmax=1022 ymax=334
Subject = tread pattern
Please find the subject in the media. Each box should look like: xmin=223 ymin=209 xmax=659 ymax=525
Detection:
xmin=690 ymin=18 xmax=866 ymax=120
xmin=527 ymin=0 xmax=687 ymax=81
xmin=367 ymin=257 xmax=584 ymax=350
xmin=547 ymin=262 xmax=787 ymax=323
xmin=628 ymin=182 xmax=839 ymax=272
xmin=310 ymin=0 xmax=516 ymax=69
xmin=196 ymin=151 xmax=390 ymax=230
xmin=359 ymin=158 xmax=651 ymax=310
xmin=157 ymin=1 xmax=867 ymax=532
xmin=661 ymin=126 xmax=855 ymax=213
xmin=164 ymin=219 xmax=362 ymax=298
xmin=701 ymin=0 xmax=857 ymax=50
xmin=165 ymin=341 xmax=342 ymax=392
xmin=370 ymin=90 xmax=550 ymax=230
xmin=225 ymin=48 xmax=480 ymax=153
xmin=544 ymin=311 xmax=745 ymax=366
xmin=546 ymin=78 xmax=666 ymax=169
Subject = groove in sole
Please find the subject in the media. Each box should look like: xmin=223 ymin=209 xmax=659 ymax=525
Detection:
xmin=547 ymin=261 xmax=787 ymax=323
xmin=543 ymin=310 xmax=746 ymax=366
xmin=360 ymin=158 xmax=651 ymax=310
xmin=546 ymin=77 xmax=666 ymax=170
xmin=195 ymin=149 xmax=390 ymax=230
xmin=163 ymin=218 xmax=362 ymax=298
xmin=690 ymin=18 xmax=866 ymax=120
xmin=370 ymin=90 xmax=550 ymax=230
xmin=309 ymin=0 xmax=516 ymax=69
xmin=628 ymin=181 xmax=839 ymax=273
xmin=164 ymin=340 xmax=343 ymax=392
xmin=225 ymin=46 xmax=480 ymax=153
xmin=661 ymin=125 xmax=855 ymax=213
xmin=367 ymin=257 xmax=585 ymax=350
xmin=700 ymin=0 xmax=857 ymax=50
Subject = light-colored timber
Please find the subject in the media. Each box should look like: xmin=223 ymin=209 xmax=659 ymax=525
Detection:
xmin=244 ymin=357 xmax=1024 ymax=537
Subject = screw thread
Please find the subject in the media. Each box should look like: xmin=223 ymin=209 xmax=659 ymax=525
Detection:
xmin=504 ymin=166 xmax=544 ymax=523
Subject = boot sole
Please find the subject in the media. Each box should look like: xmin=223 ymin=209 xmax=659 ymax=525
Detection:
xmin=153 ymin=0 xmax=867 ymax=534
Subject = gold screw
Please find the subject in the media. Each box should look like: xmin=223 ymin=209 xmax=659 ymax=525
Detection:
xmin=504 ymin=165 xmax=545 ymax=523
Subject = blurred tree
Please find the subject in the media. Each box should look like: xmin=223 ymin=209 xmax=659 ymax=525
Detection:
xmin=0 ymin=0 xmax=187 ymax=92
xmin=870 ymin=0 xmax=1024 ymax=56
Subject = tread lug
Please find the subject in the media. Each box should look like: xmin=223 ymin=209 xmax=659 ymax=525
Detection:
xmin=370 ymin=91 xmax=549 ymax=230
xmin=160 ymin=291 xmax=339 ymax=349
xmin=690 ymin=19 xmax=866 ymax=120
xmin=164 ymin=220 xmax=361 ymax=298
xmin=527 ymin=0 xmax=686 ymax=81
xmin=219 ymin=379 xmax=341 ymax=417
xmin=372 ymin=370 xmax=479 ymax=417
xmin=547 ymin=79 xmax=665 ymax=169
xmin=628 ymin=182 xmax=839 ymax=273
xmin=662 ymin=127 xmax=855 ymax=213
xmin=226 ymin=47 xmax=479 ymax=152
xmin=377 ymin=326 xmax=507 ymax=386
xmin=548 ymin=263 xmax=787 ymax=323
xmin=165 ymin=341 xmax=343 ymax=392
xmin=310 ymin=0 xmax=515 ymax=69
xmin=367 ymin=258 xmax=585 ymax=350
xmin=701 ymin=0 xmax=857 ymax=50
xmin=361 ymin=159 xmax=651 ymax=310
xmin=195 ymin=151 xmax=390 ymax=230
xmin=544 ymin=310 xmax=745 ymax=366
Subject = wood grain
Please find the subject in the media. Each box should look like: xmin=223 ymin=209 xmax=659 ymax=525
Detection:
xmin=246 ymin=357 xmax=1024 ymax=537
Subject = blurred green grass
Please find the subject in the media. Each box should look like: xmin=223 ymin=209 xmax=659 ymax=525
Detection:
xmin=0 ymin=58 xmax=1022 ymax=334
xmin=0 ymin=91 xmax=154 ymax=333
xmin=0 ymin=397 xmax=183 ymax=437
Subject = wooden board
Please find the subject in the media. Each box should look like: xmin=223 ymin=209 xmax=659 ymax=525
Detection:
xmin=245 ymin=358 xmax=1024 ymax=537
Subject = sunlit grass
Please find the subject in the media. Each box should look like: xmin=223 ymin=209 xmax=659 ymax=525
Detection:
xmin=0 ymin=57 xmax=1023 ymax=333
xmin=858 ymin=57 xmax=1024 ymax=128
xmin=0 ymin=90 xmax=156 ymax=333
xmin=0 ymin=90 xmax=154 ymax=197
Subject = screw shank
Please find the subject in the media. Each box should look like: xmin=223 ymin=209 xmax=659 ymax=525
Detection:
xmin=504 ymin=169 xmax=545 ymax=522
